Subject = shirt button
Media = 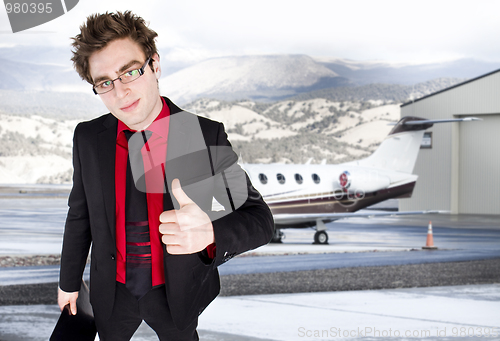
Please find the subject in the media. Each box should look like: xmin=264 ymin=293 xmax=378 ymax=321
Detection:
xmin=111 ymin=255 xmax=115 ymax=260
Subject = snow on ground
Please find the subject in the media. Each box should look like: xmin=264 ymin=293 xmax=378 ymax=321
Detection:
xmin=0 ymin=156 xmax=71 ymax=184
xmin=201 ymin=106 xmax=276 ymax=130
xmin=198 ymin=284 xmax=500 ymax=341
xmin=367 ymin=99 xmax=386 ymax=106
xmin=185 ymin=99 xmax=221 ymax=113
xmin=337 ymin=120 xmax=394 ymax=148
xmin=0 ymin=114 xmax=77 ymax=147
xmin=272 ymin=100 xmax=295 ymax=115
xmin=242 ymin=121 xmax=269 ymax=135
xmin=331 ymin=153 xmax=349 ymax=161
xmin=227 ymin=133 xmax=252 ymax=142
xmin=360 ymin=104 xmax=400 ymax=121
xmin=253 ymin=127 xmax=297 ymax=139
xmin=282 ymin=99 xmax=333 ymax=120
xmin=310 ymin=98 xmax=338 ymax=111
xmin=289 ymin=117 xmax=317 ymax=130
xmin=345 ymin=146 xmax=369 ymax=157
xmin=325 ymin=114 xmax=360 ymax=135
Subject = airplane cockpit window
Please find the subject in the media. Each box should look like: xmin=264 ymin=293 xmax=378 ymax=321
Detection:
xmin=277 ymin=173 xmax=286 ymax=184
xmin=294 ymin=173 xmax=303 ymax=184
xmin=312 ymin=173 xmax=321 ymax=184
xmin=259 ymin=173 xmax=268 ymax=185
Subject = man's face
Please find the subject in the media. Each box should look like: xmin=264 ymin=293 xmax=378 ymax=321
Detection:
xmin=89 ymin=37 xmax=163 ymax=131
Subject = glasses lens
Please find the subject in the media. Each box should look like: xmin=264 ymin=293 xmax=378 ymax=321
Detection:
xmin=120 ymin=69 xmax=141 ymax=84
xmin=94 ymin=81 xmax=113 ymax=94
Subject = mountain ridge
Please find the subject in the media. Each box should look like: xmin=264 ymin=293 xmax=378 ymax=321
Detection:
xmin=2 ymin=45 xmax=499 ymax=105
xmin=1 ymin=46 xmax=498 ymax=184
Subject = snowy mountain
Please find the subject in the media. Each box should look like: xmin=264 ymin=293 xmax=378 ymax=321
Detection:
xmin=0 ymin=57 xmax=87 ymax=93
xmin=3 ymin=44 xmax=499 ymax=105
xmin=1 ymin=44 xmax=499 ymax=184
xmin=290 ymin=77 xmax=468 ymax=103
xmin=160 ymin=55 xmax=500 ymax=104
xmin=0 ymin=90 xmax=108 ymax=119
xmin=317 ymin=57 xmax=500 ymax=86
xmin=159 ymin=55 xmax=349 ymax=104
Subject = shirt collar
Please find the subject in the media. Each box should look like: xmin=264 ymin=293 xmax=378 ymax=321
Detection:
xmin=117 ymin=97 xmax=170 ymax=140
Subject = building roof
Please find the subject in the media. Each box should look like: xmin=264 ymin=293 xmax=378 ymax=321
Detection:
xmin=400 ymin=68 xmax=500 ymax=108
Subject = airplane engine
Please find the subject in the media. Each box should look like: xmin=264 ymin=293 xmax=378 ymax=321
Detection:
xmin=337 ymin=170 xmax=390 ymax=194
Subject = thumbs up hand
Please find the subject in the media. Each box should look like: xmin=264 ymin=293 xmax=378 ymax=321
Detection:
xmin=159 ymin=179 xmax=215 ymax=254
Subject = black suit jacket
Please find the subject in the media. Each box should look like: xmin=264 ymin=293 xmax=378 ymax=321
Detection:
xmin=59 ymin=97 xmax=274 ymax=330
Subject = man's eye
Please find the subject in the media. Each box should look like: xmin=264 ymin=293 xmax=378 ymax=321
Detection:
xmin=124 ymin=69 xmax=139 ymax=78
xmin=100 ymin=81 xmax=112 ymax=88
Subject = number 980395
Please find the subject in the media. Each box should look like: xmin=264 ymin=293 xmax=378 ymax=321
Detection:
xmin=5 ymin=2 xmax=52 ymax=14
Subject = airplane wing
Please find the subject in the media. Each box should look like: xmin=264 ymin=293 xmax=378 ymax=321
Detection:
xmin=403 ymin=117 xmax=482 ymax=125
xmin=273 ymin=210 xmax=448 ymax=226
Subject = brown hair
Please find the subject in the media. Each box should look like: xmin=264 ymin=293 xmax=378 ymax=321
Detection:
xmin=71 ymin=11 xmax=158 ymax=84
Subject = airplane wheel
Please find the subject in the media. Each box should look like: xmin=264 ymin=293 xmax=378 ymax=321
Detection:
xmin=313 ymin=231 xmax=329 ymax=244
xmin=270 ymin=228 xmax=284 ymax=243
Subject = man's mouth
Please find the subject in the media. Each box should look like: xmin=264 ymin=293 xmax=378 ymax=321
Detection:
xmin=120 ymin=99 xmax=140 ymax=112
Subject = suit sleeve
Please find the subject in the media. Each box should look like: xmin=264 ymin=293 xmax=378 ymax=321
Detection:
xmin=208 ymin=122 xmax=274 ymax=268
xmin=59 ymin=123 xmax=92 ymax=292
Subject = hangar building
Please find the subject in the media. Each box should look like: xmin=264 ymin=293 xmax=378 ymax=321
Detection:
xmin=399 ymin=69 xmax=500 ymax=215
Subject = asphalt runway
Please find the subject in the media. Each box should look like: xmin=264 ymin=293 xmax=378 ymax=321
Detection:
xmin=1 ymin=199 xmax=500 ymax=296
xmin=2 ymin=210 xmax=500 ymax=287
xmin=0 ymin=197 xmax=499 ymax=340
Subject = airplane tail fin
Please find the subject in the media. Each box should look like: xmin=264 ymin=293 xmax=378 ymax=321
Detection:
xmin=355 ymin=116 xmax=480 ymax=174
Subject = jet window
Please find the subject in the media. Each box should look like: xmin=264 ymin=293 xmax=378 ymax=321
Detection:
xmin=312 ymin=173 xmax=321 ymax=184
xmin=295 ymin=173 xmax=303 ymax=184
xmin=277 ymin=173 xmax=286 ymax=184
xmin=258 ymin=173 xmax=268 ymax=185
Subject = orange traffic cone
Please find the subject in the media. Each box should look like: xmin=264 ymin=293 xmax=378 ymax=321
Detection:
xmin=422 ymin=221 xmax=438 ymax=249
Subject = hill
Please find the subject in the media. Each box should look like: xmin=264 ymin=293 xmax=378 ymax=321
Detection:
xmin=0 ymin=98 xmax=400 ymax=184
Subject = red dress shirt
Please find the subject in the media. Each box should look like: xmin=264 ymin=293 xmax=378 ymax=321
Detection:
xmin=115 ymin=97 xmax=170 ymax=286
xmin=114 ymin=97 xmax=216 ymax=286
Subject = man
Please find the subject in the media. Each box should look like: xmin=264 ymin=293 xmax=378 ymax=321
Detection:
xmin=58 ymin=11 xmax=274 ymax=340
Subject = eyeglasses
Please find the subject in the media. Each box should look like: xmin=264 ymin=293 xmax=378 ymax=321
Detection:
xmin=92 ymin=57 xmax=152 ymax=95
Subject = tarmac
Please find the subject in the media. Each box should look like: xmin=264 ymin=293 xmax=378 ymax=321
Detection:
xmin=1 ymin=197 xmax=499 ymax=340
xmin=0 ymin=284 xmax=499 ymax=341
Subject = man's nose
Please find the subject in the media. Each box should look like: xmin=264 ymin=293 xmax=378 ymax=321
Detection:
xmin=114 ymin=79 xmax=130 ymax=98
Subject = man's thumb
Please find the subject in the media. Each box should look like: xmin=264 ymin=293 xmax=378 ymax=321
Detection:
xmin=70 ymin=301 xmax=77 ymax=315
xmin=171 ymin=178 xmax=193 ymax=207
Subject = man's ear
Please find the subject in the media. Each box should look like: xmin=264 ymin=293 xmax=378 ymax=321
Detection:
xmin=152 ymin=53 xmax=161 ymax=79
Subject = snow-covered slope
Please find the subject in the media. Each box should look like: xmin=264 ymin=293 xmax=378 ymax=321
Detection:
xmin=0 ymin=99 xmax=401 ymax=184
xmin=160 ymin=55 xmax=345 ymax=104
xmin=185 ymin=98 xmax=400 ymax=163
xmin=0 ymin=114 xmax=77 ymax=184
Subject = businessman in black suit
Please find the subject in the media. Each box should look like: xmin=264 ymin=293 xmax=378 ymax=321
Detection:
xmin=58 ymin=11 xmax=274 ymax=340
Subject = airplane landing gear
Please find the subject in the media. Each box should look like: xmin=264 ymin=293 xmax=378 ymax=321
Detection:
xmin=313 ymin=230 xmax=329 ymax=244
xmin=270 ymin=227 xmax=284 ymax=243
xmin=313 ymin=219 xmax=329 ymax=244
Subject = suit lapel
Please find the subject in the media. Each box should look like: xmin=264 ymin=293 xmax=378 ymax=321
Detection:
xmin=98 ymin=115 xmax=118 ymax=241
xmin=164 ymin=96 xmax=208 ymax=165
xmin=164 ymin=96 xmax=192 ymax=163
xmin=166 ymin=116 xmax=191 ymax=162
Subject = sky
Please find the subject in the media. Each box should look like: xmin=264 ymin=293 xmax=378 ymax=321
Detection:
xmin=1 ymin=0 xmax=500 ymax=66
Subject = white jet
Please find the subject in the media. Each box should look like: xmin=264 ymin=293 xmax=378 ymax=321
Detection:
xmin=241 ymin=116 xmax=481 ymax=244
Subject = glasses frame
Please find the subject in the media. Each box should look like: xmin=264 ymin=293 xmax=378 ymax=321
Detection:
xmin=92 ymin=56 xmax=152 ymax=95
